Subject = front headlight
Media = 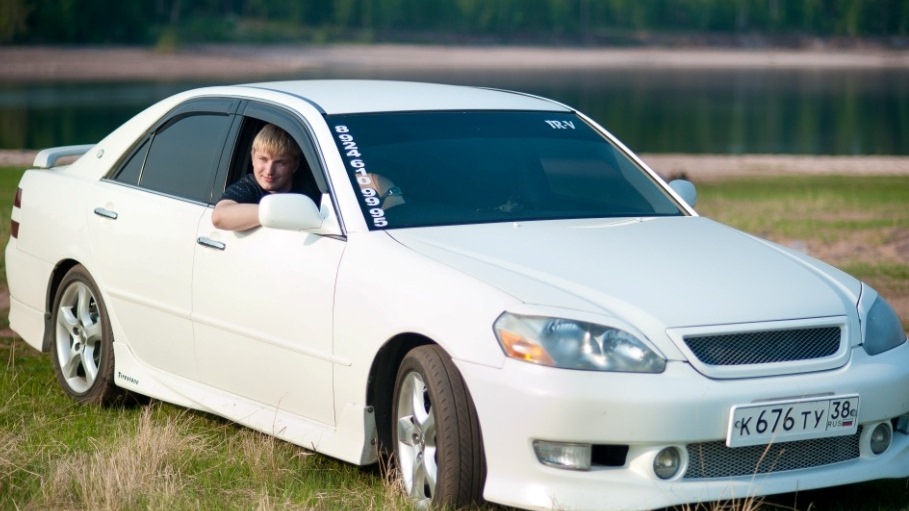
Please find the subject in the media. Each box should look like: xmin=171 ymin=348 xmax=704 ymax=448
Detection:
xmin=494 ymin=312 xmax=666 ymax=373
xmin=861 ymin=285 xmax=907 ymax=356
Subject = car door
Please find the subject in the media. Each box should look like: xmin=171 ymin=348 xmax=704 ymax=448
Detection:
xmin=191 ymin=108 xmax=342 ymax=426
xmin=87 ymin=99 xmax=237 ymax=378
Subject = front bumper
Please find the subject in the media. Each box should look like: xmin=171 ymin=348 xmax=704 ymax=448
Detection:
xmin=457 ymin=342 xmax=909 ymax=511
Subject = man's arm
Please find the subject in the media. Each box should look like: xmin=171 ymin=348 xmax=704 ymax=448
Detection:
xmin=212 ymin=199 xmax=261 ymax=231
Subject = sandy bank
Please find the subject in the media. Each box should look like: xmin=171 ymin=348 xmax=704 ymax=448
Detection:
xmin=2 ymin=44 xmax=909 ymax=83
xmin=640 ymin=154 xmax=909 ymax=181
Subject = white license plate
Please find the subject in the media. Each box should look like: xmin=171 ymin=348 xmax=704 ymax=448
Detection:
xmin=726 ymin=395 xmax=859 ymax=448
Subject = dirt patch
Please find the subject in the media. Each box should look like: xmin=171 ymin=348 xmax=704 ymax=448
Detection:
xmin=0 ymin=150 xmax=38 ymax=167
xmin=642 ymin=154 xmax=909 ymax=182
xmin=782 ymin=229 xmax=909 ymax=270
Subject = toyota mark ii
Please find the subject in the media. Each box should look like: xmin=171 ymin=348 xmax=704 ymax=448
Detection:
xmin=6 ymin=80 xmax=909 ymax=510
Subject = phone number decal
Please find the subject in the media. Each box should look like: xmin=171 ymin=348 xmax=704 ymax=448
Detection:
xmin=333 ymin=124 xmax=387 ymax=228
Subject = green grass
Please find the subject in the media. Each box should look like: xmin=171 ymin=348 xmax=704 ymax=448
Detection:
xmin=695 ymin=175 xmax=909 ymax=238
xmin=697 ymin=174 xmax=909 ymax=330
xmin=1 ymin=167 xmax=909 ymax=510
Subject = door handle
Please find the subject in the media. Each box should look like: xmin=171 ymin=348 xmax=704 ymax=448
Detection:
xmin=93 ymin=207 xmax=118 ymax=220
xmin=197 ymin=237 xmax=226 ymax=251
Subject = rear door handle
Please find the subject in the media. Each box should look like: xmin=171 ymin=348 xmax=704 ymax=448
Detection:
xmin=197 ymin=237 xmax=226 ymax=251
xmin=93 ymin=207 xmax=118 ymax=220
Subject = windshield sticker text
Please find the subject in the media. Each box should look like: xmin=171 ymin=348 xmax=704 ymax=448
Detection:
xmin=334 ymin=124 xmax=387 ymax=228
xmin=545 ymin=120 xmax=575 ymax=130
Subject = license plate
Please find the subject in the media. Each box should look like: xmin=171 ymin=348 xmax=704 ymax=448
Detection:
xmin=726 ymin=395 xmax=859 ymax=448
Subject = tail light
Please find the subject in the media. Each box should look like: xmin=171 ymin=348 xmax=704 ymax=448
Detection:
xmin=11 ymin=187 xmax=21 ymax=238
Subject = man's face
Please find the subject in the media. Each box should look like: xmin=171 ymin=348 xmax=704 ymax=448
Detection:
xmin=252 ymin=149 xmax=297 ymax=193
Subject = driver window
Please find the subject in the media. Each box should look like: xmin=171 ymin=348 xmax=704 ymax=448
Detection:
xmin=220 ymin=118 xmax=321 ymax=205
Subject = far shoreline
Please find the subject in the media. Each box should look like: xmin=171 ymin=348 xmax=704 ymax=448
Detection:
xmin=2 ymin=43 xmax=909 ymax=83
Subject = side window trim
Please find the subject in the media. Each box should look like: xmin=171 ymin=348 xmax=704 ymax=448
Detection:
xmin=107 ymin=136 xmax=151 ymax=185
xmin=105 ymin=98 xmax=241 ymax=203
xmin=208 ymin=113 xmax=245 ymax=205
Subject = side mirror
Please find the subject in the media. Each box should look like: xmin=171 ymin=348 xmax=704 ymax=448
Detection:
xmin=259 ymin=193 xmax=323 ymax=231
xmin=669 ymin=179 xmax=697 ymax=208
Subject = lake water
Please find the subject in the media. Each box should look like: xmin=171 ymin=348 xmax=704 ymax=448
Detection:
xmin=1 ymin=67 xmax=906 ymax=155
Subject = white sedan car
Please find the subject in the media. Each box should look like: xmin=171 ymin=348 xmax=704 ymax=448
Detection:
xmin=7 ymin=80 xmax=909 ymax=511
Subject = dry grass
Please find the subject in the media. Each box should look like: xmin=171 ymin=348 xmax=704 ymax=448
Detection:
xmin=678 ymin=499 xmax=769 ymax=511
xmin=0 ymin=430 xmax=24 ymax=490
xmin=38 ymin=407 xmax=205 ymax=511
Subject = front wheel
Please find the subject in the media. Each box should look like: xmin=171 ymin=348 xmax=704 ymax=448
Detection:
xmin=50 ymin=265 xmax=127 ymax=405
xmin=392 ymin=344 xmax=485 ymax=509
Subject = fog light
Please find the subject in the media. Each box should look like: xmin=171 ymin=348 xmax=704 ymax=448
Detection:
xmin=533 ymin=440 xmax=591 ymax=471
xmin=896 ymin=414 xmax=909 ymax=434
xmin=653 ymin=447 xmax=682 ymax=480
xmin=870 ymin=423 xmax=893 ymax=455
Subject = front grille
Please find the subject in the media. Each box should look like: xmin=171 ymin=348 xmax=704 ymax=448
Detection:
xmin=683 ymin=427 xmax=861 ymax=479
xmin=683 ymin=327 xmax=841 ymax=366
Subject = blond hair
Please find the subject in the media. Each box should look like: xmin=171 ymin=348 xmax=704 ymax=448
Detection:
xmin=251 ymin=124 xmax=301 ymax=161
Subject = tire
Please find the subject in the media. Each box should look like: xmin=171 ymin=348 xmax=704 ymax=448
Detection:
xmin=392 ymin=344 xmax=485 ymax=509
xmin=50 ymin=265 xmax=127 ymax=405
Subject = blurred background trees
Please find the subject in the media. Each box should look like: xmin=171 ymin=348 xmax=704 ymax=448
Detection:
xmin=1 ymin=0 xmax=907 ymax=46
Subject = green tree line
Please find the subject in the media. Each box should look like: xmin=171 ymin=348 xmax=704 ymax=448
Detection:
xmin=2 ymin=0 xmax=908 ymax=45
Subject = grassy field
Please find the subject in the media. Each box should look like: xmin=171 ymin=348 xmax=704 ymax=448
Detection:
xmin=1 ymin=166 xmax=908 ymax=510
xmin=695 ymin=174 xmax=909 ymax=332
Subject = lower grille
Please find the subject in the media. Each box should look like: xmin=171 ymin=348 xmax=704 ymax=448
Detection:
xmin=684 ymin=427 xmax=861 ymax=479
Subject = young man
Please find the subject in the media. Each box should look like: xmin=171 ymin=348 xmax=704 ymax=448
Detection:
xmin=212 ymin=124 xmax=306 ymax=231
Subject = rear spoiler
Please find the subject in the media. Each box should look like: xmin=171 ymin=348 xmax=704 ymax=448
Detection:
xmin=33 ymin=144 xmax=94 ymax=169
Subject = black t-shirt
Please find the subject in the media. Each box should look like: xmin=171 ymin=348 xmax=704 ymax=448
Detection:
xmin=219 ymin=173 xmax=319 ymax=204
xmin=220 ymin=174 xmax=266 ymax=204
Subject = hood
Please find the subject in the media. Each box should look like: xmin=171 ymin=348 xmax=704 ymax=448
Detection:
xmin=387 ymin=216 xmax=861 ymax=329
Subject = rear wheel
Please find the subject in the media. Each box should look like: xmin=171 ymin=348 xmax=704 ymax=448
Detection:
xmin=393 ymin=344 xmax=485 ymax=509
xmin=50 ymin=265 xmax=127 ymax=405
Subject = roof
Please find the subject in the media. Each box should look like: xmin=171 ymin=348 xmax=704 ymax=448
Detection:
xmin=238 ymin=80 xmax=572 ymax=115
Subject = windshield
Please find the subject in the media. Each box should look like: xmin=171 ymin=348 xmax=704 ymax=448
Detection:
xmin=328 ymin=111 xmax=685 ymax=230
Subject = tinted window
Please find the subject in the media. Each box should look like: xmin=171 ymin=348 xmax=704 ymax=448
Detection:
xmin=113 ymin=138 xmax=149 ymax=186
xmin=140 ymin=114 xmax=232 ymax=202
xmin=328 ymin=111 xmax=685 ymax=230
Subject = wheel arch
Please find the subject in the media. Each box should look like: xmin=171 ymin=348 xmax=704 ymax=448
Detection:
xmin=41 ymin=258 xmax=83 ymax=351
xmin=367 ymin=333 xmax=434 ymax=456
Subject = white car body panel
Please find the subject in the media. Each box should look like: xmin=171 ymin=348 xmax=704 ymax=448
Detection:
xmin=6 ymin=252 xmax=51 ymax=350
xmin=332 ymin=232 xmax=519 ymax=366
xmin=110 ymin=340 xmax=378 ymax=465
xmin=191 ymin=209 xmax=342 ymax=425
xmin=8 ymin=169 xmax=96 ymax=350
xmin=389 ymin=216 xmax=860 ymax=326
xmin=87 ymin=181 xmax=202 ymax=377
xmin=5 ymin=80 xmax=908 ymax=510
